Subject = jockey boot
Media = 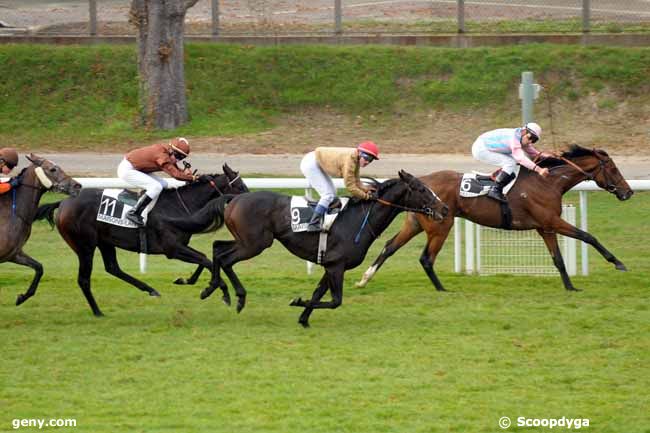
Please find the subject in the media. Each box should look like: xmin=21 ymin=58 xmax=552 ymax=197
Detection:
xmin=126 ymin=194 xmax=153 ymax=227
xmin=307 ymin=204 xmax=327 ymax=232
xmin=487 ymin=171 xmax=514 ymax=203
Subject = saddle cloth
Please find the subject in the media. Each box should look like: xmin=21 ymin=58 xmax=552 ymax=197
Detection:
xmin=96 ymin=189 xmax=159 ymax=228
xmin=459 ymin=166 xmax=520 ymax=198
xmin=290 ymin=196 xmax=350 ymax=233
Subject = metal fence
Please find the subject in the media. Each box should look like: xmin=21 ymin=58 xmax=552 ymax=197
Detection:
xmin=1 ymin=0 xmax=649 ymax=36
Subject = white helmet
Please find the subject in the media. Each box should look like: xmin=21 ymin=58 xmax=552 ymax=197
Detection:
xmin=524 ymin=122 xmax=542 ymax=141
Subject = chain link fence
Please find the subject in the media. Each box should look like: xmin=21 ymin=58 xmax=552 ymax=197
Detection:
xmin=1 ymin=0 xmax=649 ymax=36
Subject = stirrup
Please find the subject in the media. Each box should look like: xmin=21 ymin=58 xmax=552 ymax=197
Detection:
xmin=126 ymin=211 xmax=145 ymax=227
xmin=487 ymin=188 xmax=507 ymax=203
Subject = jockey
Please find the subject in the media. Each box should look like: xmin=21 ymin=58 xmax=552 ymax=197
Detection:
xmin=300 ymin=141 xmax=379 ymax=232
xmin=117 ymin=137 xmax=196 ymax=226
xmin=471 ymin=122 xmax=550 ymax=202
xmin=0 ymin=147 xmax=19 ymax=195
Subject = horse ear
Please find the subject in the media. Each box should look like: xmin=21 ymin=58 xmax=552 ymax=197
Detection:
xmin=26 ymin=153 xmax=41 ymax=165
xmin=398 ymin=170 xmax=406 ymax=180
xmin=222 ymin=163 xmax=233 ymax=175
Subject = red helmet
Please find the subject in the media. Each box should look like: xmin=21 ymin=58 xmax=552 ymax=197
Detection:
xmin=357 ymin=141 xmax=379 ymax=160
xmin=170 ymin=137 xmax=190 ymax=157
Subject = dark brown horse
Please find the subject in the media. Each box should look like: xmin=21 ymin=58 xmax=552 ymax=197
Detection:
xmin=356 ymin=145 xmax=633 ymax=292
xmin=166 ymin=170 xmax=449 ymax=327
xmin=1 ymin=154 xmax=81 ymax=305
xmin=35 ymin=164 xmax=248 ymax=316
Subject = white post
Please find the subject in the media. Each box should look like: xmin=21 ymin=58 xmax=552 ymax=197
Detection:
xmin=580 ymin=191 xmax=589 ymax=275
xmin=474 ymin=224 xmax=481 ymax=275
xmin=139 ymin=253 xmax=147 ymax=273
xmin=454 ymin=217 xmax=462 ymax=273
xmin=465 ymin=220 xmax=474 ymax=274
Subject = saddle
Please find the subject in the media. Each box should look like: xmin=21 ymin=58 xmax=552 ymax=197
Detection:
xmin=459 ymin=166 xmax=520 ymax=198
xmin=290 ymin=196 xmax=349 ymax=233
xmin=96 ymin=188 xmax=158 ymax=228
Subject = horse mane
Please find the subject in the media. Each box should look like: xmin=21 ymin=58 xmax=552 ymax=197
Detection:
xmin=538 ymin=144 xmax=607 ymax=169
xmin=348 ymin=178 xmax=401 ymax=205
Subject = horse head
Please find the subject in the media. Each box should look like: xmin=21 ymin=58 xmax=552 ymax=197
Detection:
xmin=25 ymin=153 xmax=81 ymax=197
xmin=397 ymin=170 xmax=449 ymax=221
xmin=222 ymin=163 xmax=249 ymax=194
xmin=562 ymin=146 xmax=633 ymax=201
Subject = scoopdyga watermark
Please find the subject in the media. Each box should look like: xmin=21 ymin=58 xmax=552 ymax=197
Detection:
xmin=499 ymin=416 xmax=590 ymax=429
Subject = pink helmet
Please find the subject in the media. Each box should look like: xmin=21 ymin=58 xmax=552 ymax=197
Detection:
xmin=357 ymin=141 xmax=379 ymax=160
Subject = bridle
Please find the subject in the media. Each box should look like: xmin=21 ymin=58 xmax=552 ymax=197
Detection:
xmin=554 ymin=151 xmax=621 ymax=194
xmin=375 ymin=198 xmax=435 ymax=217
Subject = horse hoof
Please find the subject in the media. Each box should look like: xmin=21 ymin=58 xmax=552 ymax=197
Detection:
xmin=299 ymin=320 xmax=310 ymax=328
xmin=567 ymin=287 xmax=582 ymax=292
xmin=222 ymin=294 xmax=231 ymax=307
xmin=150 ymin=290 xmax=161 ymax=297
xmin=436 ymin=287 xmax=448 ymax=292
xmin=289 ymin=297 xmax=303 ymax=307
xmin=15 ymin=294 xmax=26 ymax=306
xmin=615 ymin=263 xmax=627 ymax=272
xmin=200 ymin=288 xmax=212 ymax=300
xmin=173 ymin=278 xmax=187 ymax=285
xmin=354 ymin=281 xmax=366 ymax=288
xmin=93 ymin=311 xmax=105 ymax=317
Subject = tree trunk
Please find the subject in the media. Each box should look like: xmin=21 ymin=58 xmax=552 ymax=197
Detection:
xmin=130 ymin=0 xmax=199 ymax=130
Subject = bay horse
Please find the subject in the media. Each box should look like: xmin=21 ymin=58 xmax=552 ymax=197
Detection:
xmin=1 ymin=154 xmax=81 ymax=305
xmin=167 ymin=170 xmax=449 ymax=327
xmin=356 ymin=145 xmax=633 ymax=292
xmin=35 ymin=164 xmax=248 ymax=316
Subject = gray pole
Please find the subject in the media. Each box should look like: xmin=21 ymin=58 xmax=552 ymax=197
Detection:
xmin=582 ymin=0 xmax=591 ymax=33
xmin=211 ymin=0 xmax=220 ymax=37
xmin=335 ymin=0 xmax=342 ymax=35
xmin=521 ymin=71 xmax=534 ymax=124
xmin=457 ymin=0 xmax=465 ymax=34
xmin=89 ymin=0 xmax=97 ymax=36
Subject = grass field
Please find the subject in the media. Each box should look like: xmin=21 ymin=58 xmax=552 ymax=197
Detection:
xmin=1 ymin=190 xmax=648 ymax=432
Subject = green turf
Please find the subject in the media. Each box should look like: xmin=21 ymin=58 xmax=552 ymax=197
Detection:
xmin=1 ymin=189 xmax=648 ymax=432
xmin=1 ymin=43 xmax=649 ymax=150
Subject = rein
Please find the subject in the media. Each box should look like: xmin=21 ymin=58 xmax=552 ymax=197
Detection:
xmin=175 ymin=174 xmax=236 ymax=215
xmin=376 ymin=198 xmax=431 ymax=215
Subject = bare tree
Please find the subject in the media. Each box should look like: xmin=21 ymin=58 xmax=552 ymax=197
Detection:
xmin=129 ymin=0 xmax=199 ymax=130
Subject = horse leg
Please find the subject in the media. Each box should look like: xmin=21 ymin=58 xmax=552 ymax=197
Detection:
xmin=200 ymin=240 xmax=237 ymax=306
xmin=290 ymin=273 xmax=329 ymax=328
xmin=76 ymin=247 xmax=104 ymax=316
xmin=97 ymin=243 xmax=161 ymax=297
xmin=292 ymin=266 xmax=345 ymax=328
xmin=356 ymin=212 xmax=423 ymax=288
xmin=12 ymin=251 xmax=44 ymax=306
xmin=162 ymin=243 xmax=229 ymax=305
xmin=536 ymin=229 xmax=580 ymax=291
xmin=173 ymin=265 xmax=204 ymax=285
xmin=419 ymin=220 xmax=454 ymax=292
xmin=551 ymin=218 xmax=627 ymax=271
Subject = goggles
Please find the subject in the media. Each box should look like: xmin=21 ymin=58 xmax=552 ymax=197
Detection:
xmin=359 ymin=151 xmax=376 ymax=163
xmin=525 ymin=128 xmax=539 ymax=144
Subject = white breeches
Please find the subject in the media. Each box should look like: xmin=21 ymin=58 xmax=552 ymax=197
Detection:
xmin=471 ymin=139 xmax=517 ymax=174
xmin=117 ymin=159 xmax=168 ymax=199
xmin=300 ymin=151 xmax=336 ymax=208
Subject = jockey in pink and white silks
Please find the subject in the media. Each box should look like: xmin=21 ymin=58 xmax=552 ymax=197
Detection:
xmin=471 ymin=122 xmax=550 ymax=202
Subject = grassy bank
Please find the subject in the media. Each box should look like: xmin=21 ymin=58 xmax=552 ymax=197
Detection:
xmin=1 ymin=190 xmax=648 ymax=432
xmin=1 ymin=43 xmax=650 ymax=150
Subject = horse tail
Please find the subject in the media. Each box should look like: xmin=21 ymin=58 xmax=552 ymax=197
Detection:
xmin=165 ymin=194 xmax=234 ymax=233
xmin=34 ymin=201 xmax=61 ymax=228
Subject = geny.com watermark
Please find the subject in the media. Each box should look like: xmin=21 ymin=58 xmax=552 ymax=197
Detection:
xmin=11 ymin=419 xmax=77 ymax=430
xmin=499 ymin=416 xmax=590 ymax=429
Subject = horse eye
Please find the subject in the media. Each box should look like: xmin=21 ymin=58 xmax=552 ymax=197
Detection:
xmin=50 ymin=167 xmax=57 ymax=173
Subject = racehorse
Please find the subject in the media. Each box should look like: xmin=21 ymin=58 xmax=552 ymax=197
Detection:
xmin=1 ymin=154 xmax=81 ymax=305
xmin=167 ymin=170 xmax=449 ymax=327
xmin=356 ymin=145 xmax=633 ymax=292
xmin=36 ymin=164 xmax=248 ymax=316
